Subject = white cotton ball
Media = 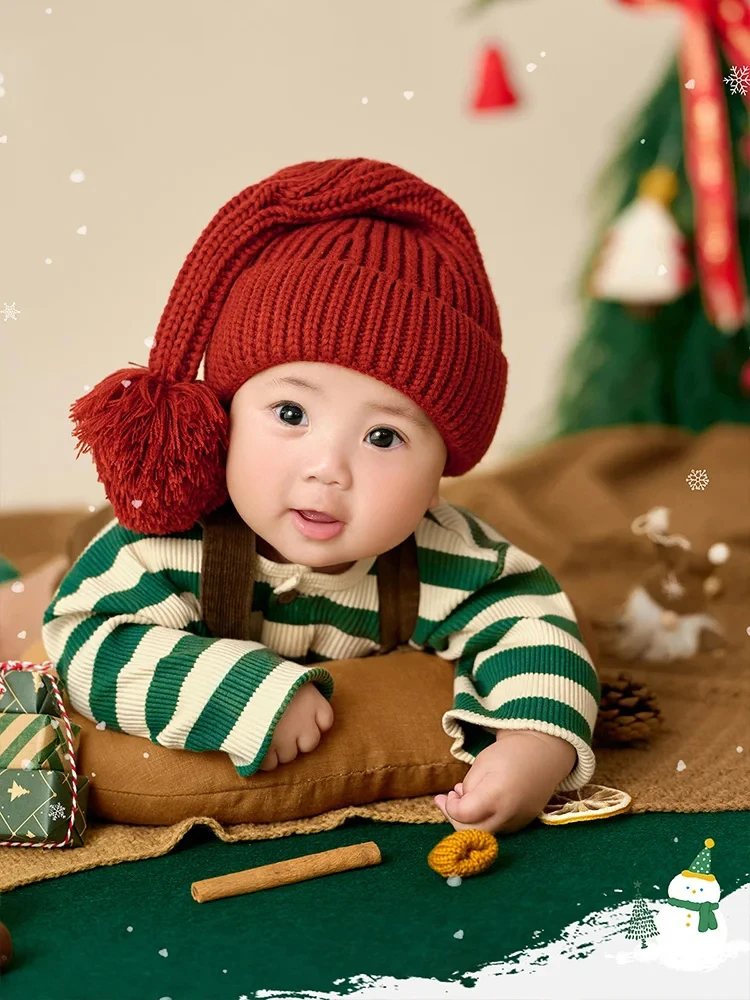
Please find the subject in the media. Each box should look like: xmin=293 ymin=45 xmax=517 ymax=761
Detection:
xmin=708 ymin=542 xmax=730 ymax=565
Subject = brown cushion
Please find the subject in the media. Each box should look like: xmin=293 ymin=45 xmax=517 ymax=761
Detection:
xmin=65 ymin=649 xmax=470 ymax=826
xmin=25 ymin=606 xmax=598 ymax=827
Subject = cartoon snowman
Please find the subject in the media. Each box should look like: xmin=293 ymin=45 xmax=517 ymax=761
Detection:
xmin=654 ymin=837 xmax=727 ymax=969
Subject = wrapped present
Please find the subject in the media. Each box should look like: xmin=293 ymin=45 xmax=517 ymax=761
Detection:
xmin=0 ymin=713 xmax=81 ymax=771
xmin=0 ymin=667 xmax=61 ymax=716
xmin=0 ymin=660 xmax=89 ymax=848
xmin=0 ymin=768 xmax=89 ymax=847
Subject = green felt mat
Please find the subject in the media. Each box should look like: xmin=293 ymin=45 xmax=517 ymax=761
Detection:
xmin=1 ymin=811 xmax=748 ymax=999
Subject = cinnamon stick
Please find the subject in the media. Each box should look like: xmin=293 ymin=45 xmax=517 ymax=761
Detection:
xmin=190 ymin=840 xmax=382 ymax=903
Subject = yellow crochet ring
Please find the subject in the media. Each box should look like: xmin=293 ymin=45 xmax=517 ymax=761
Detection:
xmin=427 ymin=829 xmax=498 ymax=878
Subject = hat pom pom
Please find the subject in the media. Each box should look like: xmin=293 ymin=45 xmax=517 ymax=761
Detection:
xmin=70 ymin=367 xmax=229 ymax=534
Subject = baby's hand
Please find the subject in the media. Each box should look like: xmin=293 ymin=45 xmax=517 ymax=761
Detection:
xmin=433 ymin=730 xmax=577 ymax=834
xmin=258 ymin=682 xmax=334 ymax=772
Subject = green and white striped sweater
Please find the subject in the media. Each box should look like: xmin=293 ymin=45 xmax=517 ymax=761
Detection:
xmin=42 ymin=500 xmax=600 ymax=789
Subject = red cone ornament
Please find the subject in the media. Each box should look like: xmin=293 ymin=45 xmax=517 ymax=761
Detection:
xmin=471 ymin=43 xmax=519 ymax=112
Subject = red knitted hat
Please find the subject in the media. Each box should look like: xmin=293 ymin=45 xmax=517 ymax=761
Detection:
xmin=70 ymin=158 xmax=508 ymax=535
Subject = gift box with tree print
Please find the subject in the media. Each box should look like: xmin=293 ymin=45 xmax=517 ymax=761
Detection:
xmin=0 ymin=663 xmax=90 ymax=847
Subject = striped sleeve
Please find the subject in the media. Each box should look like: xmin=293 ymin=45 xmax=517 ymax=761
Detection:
xmin=422 ymin=506 xmax=600 ymax=791
xmin=41 ymin=519 xmax=334 ymax=777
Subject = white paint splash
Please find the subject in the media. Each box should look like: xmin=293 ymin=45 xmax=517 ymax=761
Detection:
xmin=255 ymin=884 xmax=750 ymax=1000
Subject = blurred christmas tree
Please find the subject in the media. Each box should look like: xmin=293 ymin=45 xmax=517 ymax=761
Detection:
xmin=551 ymin=53 xmax=750 ymax=436
xmin=462 ymin=0 xmax=750 ymax=436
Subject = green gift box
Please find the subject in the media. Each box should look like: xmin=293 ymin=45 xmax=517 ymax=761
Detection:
xmin=0 ymin=713 xmax=81 ymax=771
xmin=0 ymin=768 xmax=90 ymax=847
xmin=0 ymin=669 xmax=61 ymax=716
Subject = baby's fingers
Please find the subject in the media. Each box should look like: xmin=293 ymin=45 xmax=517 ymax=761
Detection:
xmin=434 ymin=786 xmax=463 ymax=818
xmin=433 ymin=787 xmax=497 ymax=832
xmin=445 ymin=787 xmax=495 ymax=827
xmin=258 ymin=749 xmax=279 ymax=772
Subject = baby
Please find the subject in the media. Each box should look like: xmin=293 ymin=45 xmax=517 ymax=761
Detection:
xmin=44 ymin=158 xmax=600 ymax=836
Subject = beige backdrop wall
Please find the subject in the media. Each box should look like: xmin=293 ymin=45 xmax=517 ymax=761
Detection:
xmin=0 ymin=0 xmax=679 ymax=512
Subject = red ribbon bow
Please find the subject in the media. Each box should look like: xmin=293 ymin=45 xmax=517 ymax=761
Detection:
xmin=620 ymin=0 xmax=750 ymax=332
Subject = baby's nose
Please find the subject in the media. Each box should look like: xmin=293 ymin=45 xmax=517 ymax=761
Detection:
xmin=691 ymin=889 xmax=696 ymax=894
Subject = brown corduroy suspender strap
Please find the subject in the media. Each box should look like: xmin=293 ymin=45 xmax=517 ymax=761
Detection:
xmin=199 ymin=500 xmax=262 ymax=642
xmin=375 ymin=533 xmax=420 ymax=654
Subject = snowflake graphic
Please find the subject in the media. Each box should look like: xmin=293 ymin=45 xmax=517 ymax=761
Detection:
xmin=686 ymin=468 xmax=709 ymax=490
xmin=724 ymin=65 xmax=749 ymax=97
xmin=2 ymin=301 xmax=20 ymax=321
xmin=48 ymin=801 xmax=67 ymax=821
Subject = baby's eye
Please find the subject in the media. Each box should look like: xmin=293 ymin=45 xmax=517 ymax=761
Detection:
xmin=270 ymin=402 xmax=405 ymax=450
xmin=271 ymin=402 xmax=306 ymax=427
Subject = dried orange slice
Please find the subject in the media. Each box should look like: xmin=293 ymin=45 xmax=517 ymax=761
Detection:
xmin=539 ymin=783 xmax=632 ymax=825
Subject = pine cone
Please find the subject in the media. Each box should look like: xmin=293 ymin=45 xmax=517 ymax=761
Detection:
xmin=594 ymin=672 xmax=663 ymax=747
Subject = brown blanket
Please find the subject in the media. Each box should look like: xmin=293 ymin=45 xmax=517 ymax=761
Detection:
xmin=441 ymin=423 xmax=750 ymax=814
xmin=2 ymin=423 xmax=748 ymax=892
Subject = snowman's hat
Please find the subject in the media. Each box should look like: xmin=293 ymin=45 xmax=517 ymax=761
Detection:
xmin=681 ymin=838 xmax=716 ymax=881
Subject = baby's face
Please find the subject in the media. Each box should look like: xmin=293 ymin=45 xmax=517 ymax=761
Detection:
xmin=226 ymin=361 xmax=448 ymax=573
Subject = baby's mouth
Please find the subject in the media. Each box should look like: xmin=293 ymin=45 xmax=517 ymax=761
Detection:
xmin=295 ymin=510 xmax=341 ymax=523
